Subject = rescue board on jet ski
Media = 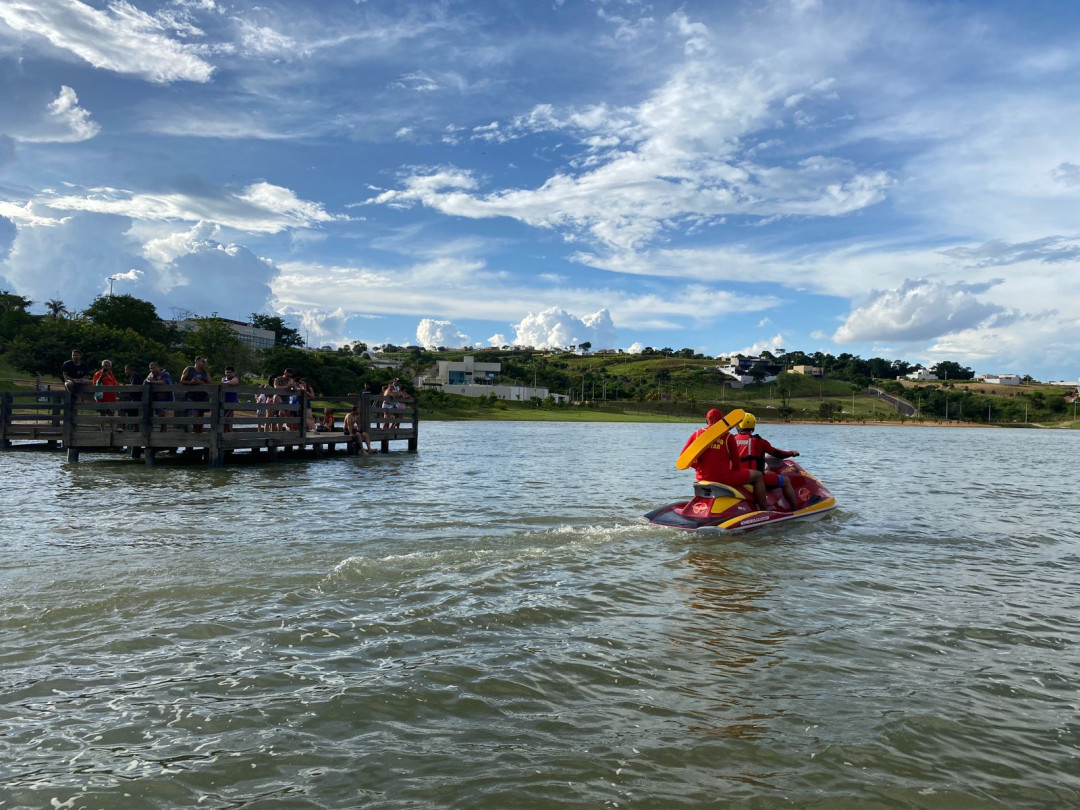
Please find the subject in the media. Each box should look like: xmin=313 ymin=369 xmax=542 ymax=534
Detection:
xmin=675 ymin=408 xmax=745 ymax=470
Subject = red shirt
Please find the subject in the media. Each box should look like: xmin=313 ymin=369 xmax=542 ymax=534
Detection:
xmin=682 ymin=427 xmax=742 ymax=482
xmin=732 ymin=432 xmax=795 ymax=471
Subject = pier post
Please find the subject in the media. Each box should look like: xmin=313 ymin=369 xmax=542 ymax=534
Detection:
xmin=207 ymin=386 xmax=224 ymax=468
xmin=139 ymin=385 xmax=153 ymax=452
xmin=0 ymin=392 xmax=10 ymax=449
xmin=62 ymin=392 xmax=77 ymax=462
xmin=408 ymin=401 xmax=418 ymax=453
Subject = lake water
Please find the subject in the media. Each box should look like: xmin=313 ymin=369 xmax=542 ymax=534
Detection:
xmin=2 ymin=422 xmax=1078 ymax=809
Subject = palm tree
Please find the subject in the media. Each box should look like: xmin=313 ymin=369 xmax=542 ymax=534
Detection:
xmin=44 ymin=299 xmax=69 ymax=319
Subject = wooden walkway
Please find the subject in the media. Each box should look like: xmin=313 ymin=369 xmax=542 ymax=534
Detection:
xmin=0 ymin=385 xmax=418 ymax=466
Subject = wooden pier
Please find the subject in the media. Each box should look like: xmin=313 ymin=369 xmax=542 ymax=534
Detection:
xmin=0 ymin=385 xmax=418 ymax=466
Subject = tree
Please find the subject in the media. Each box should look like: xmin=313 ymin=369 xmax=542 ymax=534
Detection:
xmin=44 ymin=299 xmax=69 ymax=319
xmin=932 ymin=361 xmax=975 ymax=381
xmin=180 ymin=318 xmax=253 ymax=375
xmin=579 ymin=341 xmax=592 ymax=354
xmin=250 ymin=313 xmax=304 ymax=347
xmin=0 ymin=290 xmax=34 ymax=343
xmin=84 ymin=294 xmax=177 ymax=347
xmin=8 ymin=317 xmax=180 ymax=378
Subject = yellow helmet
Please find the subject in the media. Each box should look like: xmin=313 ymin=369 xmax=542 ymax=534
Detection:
xmin=739 ymin=413 xmax=756 ymax=430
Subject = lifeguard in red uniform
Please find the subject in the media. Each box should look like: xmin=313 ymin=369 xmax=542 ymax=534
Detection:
xmin=682 ymin=408 xmax=773 ymax=511
xmin=732 ymin=412 xmax=800 ymax=510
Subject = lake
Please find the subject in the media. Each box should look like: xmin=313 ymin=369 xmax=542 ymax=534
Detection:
xmin=1 ymin=421 xmax=1078 ymax=809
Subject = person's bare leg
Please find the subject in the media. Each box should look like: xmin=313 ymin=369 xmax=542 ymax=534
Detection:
xmin=781 ymin=478 xmax=799 ymax=510
xmin=749 ymin=471 xmax=770 ymax=511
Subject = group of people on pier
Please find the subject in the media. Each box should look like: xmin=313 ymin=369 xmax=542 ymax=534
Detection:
xmin=59 ymin=349 xmax=411 ymax=454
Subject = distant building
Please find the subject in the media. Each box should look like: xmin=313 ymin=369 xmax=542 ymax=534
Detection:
xmin=419 ymin=354 xmax=568 ymax=403
xmin=717 ymin=355 xmax=781 ymax=384
xmin=904 ymin=367 xmax=938 ymax=381
xmin=978 ymin=374 xmax=1021 ymax=386
xmin=174 ymin=318 xmax=276 ymax=350
xmin=791 ymin=365 xmax=823 ymax=377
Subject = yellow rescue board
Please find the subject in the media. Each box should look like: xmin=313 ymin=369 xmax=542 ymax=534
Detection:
xmin=675 ymin=408 xmax=746 ymax=471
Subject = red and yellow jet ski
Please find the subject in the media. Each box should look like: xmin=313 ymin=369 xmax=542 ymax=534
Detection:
xmin=643 ymin=456 xmax=837 ymax=533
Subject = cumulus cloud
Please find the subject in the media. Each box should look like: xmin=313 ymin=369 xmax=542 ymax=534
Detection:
xmin=833 ymin=279 xmax=1007 ymax=344
xmin=416 ymin=318 xmax=470 ymax=349
xmin=511 ymin=307 xmax=617 ymax=350
xmin=727 ymin=333 xmax=788 ymax=357
xmin=0 ymin=86 xmax=99 ymax=143
xmin=0 ymin=0 xmax=215 ymax=83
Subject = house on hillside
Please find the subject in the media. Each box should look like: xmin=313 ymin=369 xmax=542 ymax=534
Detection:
xmin=717 ymin=355 xmax=781 ymax=384
xmin=978 ymin=373 xmax=1021 ymax=385
xmin=903 ymin=367 xmax=938 ymax=381
xmin=791 ymin=365 xmax=824 ymax=377
xmin=418 ymin=355 xmax=568 ymax=403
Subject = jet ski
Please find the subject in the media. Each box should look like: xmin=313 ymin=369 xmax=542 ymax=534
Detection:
xmin=643 ymin=456 xmax=837 ymax=533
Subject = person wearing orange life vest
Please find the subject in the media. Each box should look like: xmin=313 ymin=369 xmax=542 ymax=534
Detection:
xmin=681 ymin=408 xmax=772 ymax=511
xmin=732 ymin=412 xmax=800 ymax=510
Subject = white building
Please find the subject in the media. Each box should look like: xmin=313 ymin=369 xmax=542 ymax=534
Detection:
xmin=717 ymin=355 xmax=780 ymax=384
xmin=904 ymin=368 xmax=938 ymax=381
xmin=420 ymin=355 xmax=568 ymax=403
xmin=979 ymin=374 xmax=1021 ymax=385
xmin=175 ymin=318 xmax=275 ymax=350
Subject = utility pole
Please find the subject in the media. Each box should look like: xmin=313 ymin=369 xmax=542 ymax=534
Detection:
xmin=107 ymin=275 xmax=116 ymax=296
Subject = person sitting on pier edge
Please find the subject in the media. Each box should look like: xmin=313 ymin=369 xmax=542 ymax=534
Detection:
xmin=343 ymin=405 xmax=375 ymax=455
xmin=180 ymin=355 xmax=211 ymax=433
xmin=221 ymin=366 xmax=240 ymax=432
xmin=732 ymin=412 xmax=801 ymax=510
xmin=317 ymin=408 xmax=334 ymax=433
xmin=681 ymin=408 xmax=774 ymax=512
xmin=92 ymin=359 xmax=119 ymax=431
xmin=62 ymin=349 xmax=91 ymax=400
xmin=144 ymin=362 xmax=173 ymax=432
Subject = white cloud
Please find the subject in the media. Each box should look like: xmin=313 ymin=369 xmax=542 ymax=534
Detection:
xmin=487 ymin=333 xmax=508 ymax=347
xmin=511 ymin=307 xmax=617 ymax=350
xmin=728 ymin=333 xmax=788 ymax=358
xmin=416 ymin=318 xmax=470 ymax=349
xmin=41 ymin=181 xmax=344 ymax=234
xmin=12 ymin=85 xmax=99 ymax=143
xmin=371 ymin=13 xmax=890 ymax=252
xmin=0 ymin=0 xmax=215 ymax=83
xmin=833 ymin=278 xmax=1007 ymax=344
xmin=236 ymin=19 xmax=296 ymax=57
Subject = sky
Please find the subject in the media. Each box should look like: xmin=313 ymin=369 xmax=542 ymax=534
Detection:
xmin=1 ymin=0 xmax=1079 ymax=380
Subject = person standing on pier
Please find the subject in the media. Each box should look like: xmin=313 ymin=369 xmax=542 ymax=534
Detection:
xmin=221 ymin=366 xmax=240 ymax=432
xmin=180 ymin=356 xmax=211 ymax=433
xmin=274 ymin=369 xmax=298 ymax=430
xmin=92 ymin=359 xmax=119 ymax=431
xmin=145 ymin=362 xmax=173 ymax=432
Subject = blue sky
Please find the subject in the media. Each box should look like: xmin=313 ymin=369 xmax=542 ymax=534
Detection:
xmin=1 ymin=0 xmax=1079 ymax=380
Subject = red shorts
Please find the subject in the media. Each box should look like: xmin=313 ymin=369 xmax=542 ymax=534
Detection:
xmin=763 ymin=472 xmax=783 ymax=487
xmin=712 ymin=469 xmax=753 ymax=486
